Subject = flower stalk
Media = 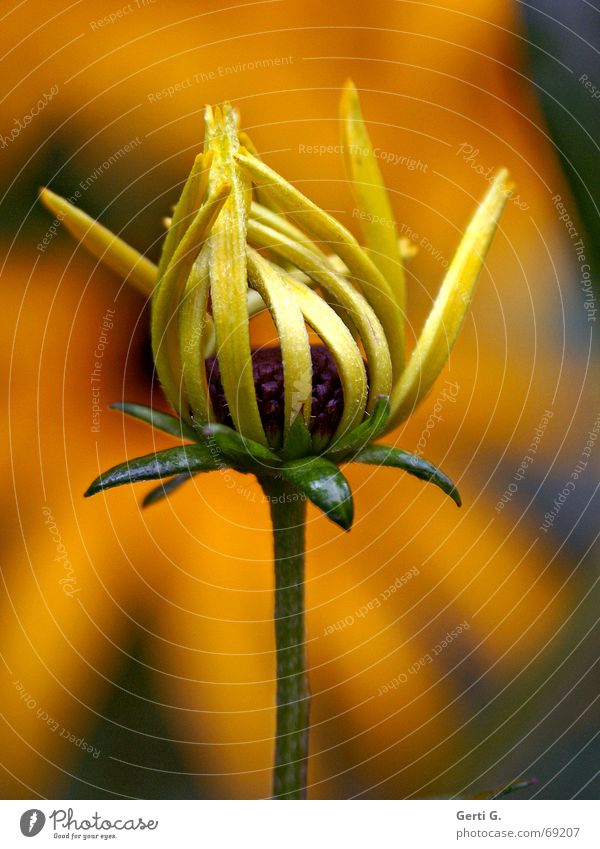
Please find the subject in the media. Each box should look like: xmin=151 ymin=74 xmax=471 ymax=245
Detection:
xmin=262 ymin=475 xmax=310 ymax=799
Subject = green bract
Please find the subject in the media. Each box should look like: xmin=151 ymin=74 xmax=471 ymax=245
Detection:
xmin=41 ymin=82 xmax=512 ymax=527
xmin=84 ymin=401 xmax=457 ymax=530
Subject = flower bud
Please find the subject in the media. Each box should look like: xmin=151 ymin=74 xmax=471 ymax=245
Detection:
xmin=40 ymin=83 xmax=511 ymax=461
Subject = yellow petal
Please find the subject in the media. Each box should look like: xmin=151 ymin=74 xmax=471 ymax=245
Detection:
xmin=237 ymin=151 xmax=404 ymax=389
xmin=388 ymin=169 xmax=512 ymax=428
xmin=246 ymin=249 xmax=312 ymax=435
xmin=247 ymin=217 xmax=392 ymax=409
xmin=158 ymin=150 xmax=212 ymax=277
xmin=278 ymin=269 xmax=368 ymax=440
xmin=253 ymin=201 xmax=372 ymax=291
xmin=177 ymin=291 xmax=265 ymax=360
xmin=206 ymin=103 xmax=266 ymax=445
xmin=151 ymin=181 xmax=231 ymax=418
xmin=178 ymin=248 xmax=213 ymax=425
xmin=238 ymin=132 xmax=290 ymax=218
xmin=251 ymin=201 xmax=322 ymax=258
xmin=38 ymin=188 xmax=156 ymax=297
xmin=251 ymin=202 xmax=348 ymax=307
xmin=340 ymin=80 xmax=406 ymax=315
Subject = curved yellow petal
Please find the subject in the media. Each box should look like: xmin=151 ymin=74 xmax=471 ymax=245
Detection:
xmin=279 ymin=269 xmax=368 ymax=440
xmin=251 ymin=201 xmax=322 ymax=258
xmin=186 ymin=289 xmax=265 ymax=359
xmin=251 ymin=204 xmax=352 ymax=328
xmin=246 ymin=249 xmax=312 ymax=435
xmin=238 ymin=131 xmax=286 ymax=214
xmin=151 ymin=181 xmax=231 ymax=418
xmin=247 ymin=217 xmax=392 ymax=409
xmin=237 ymin=151 xmax=404 ymax=386
xmin=205 ymin=103 xmax=266 ymax=445
xmin=340 ymin=80 xmax=406 ymax=315
xmin=178 ymin=247 xmax=212 ymax=425
xmin=38 ymin=188 xmax=156 ymax=297
xmin=388 ymin=169 xmax=512 ymax=429
xmin=158 ymin=150 xmax=213 ymax=277
xmin=317 ymin=238 xmax=417 ymax=274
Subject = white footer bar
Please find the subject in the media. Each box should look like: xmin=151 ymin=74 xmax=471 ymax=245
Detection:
xmin=0 ymin=799 xmax=597 ymax=848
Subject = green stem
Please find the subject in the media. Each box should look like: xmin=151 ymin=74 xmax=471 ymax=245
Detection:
xmin=262 ymin=475 xmax=310 ymax=800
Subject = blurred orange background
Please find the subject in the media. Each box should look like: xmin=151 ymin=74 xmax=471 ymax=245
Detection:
xmin=1 ymin=0 xmax=598 ymax=799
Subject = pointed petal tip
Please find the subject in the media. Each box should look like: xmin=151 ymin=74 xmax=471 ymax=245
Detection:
xmin=472 ymin=166 xmax=513 ymax=242
xmin=492 ymin=167 xmax=513 ymax=196
xmin=340 ymin=79 xmax=359 ymax=113
xmin=38 ymin=186 xmax=62 ymax=212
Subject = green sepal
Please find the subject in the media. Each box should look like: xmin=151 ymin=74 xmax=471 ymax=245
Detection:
xmin=277 ymin=457 xmax=354 ymax=530
xmin=326 ymin=395 xmax=390 ymax=461
xmin=142 ymin=473 xmax=196 ymax=508
xmin=350 ymin=444 xmax=461 ymax=507
xmin=203 ymin=423 xmax=280 ymax=470
xmin=111 ymin=401 xmax=199 ymax=442
xmin=280 ymin=411 xmax=312 ymax=460
xmin=85 ymin=444 xmax=224 ymax=497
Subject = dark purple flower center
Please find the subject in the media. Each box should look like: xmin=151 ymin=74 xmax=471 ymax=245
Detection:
xmin=205 ymin=345 xmax=343 ymax=446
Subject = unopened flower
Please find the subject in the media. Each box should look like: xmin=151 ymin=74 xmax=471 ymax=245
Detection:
xmin=40 ymin=81 xmax=511 ymax=529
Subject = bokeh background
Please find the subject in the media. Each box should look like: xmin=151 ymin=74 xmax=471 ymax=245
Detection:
xmin=1 ymin=0 xmax=599 ymax=799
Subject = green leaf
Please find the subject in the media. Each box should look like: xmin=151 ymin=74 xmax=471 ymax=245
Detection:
xmin=280 ymin=411 xmax=312 ymax=460
xmin=326 ymin=395 xmax=390 ymax=460
xmin=351 ymin=444 xmax=461 ymax=507
xmin=203 ymin=423 xmax=280 ymax=469
xmin=278 ymin=457 xmax=354 ymax=530
xmin=111 ymin=402 xmax=199 ymax=442
xmin=85 ymin=444 xmax=224 ymax=497
xmin=142 ymin=473 xmax=196 ymax=508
